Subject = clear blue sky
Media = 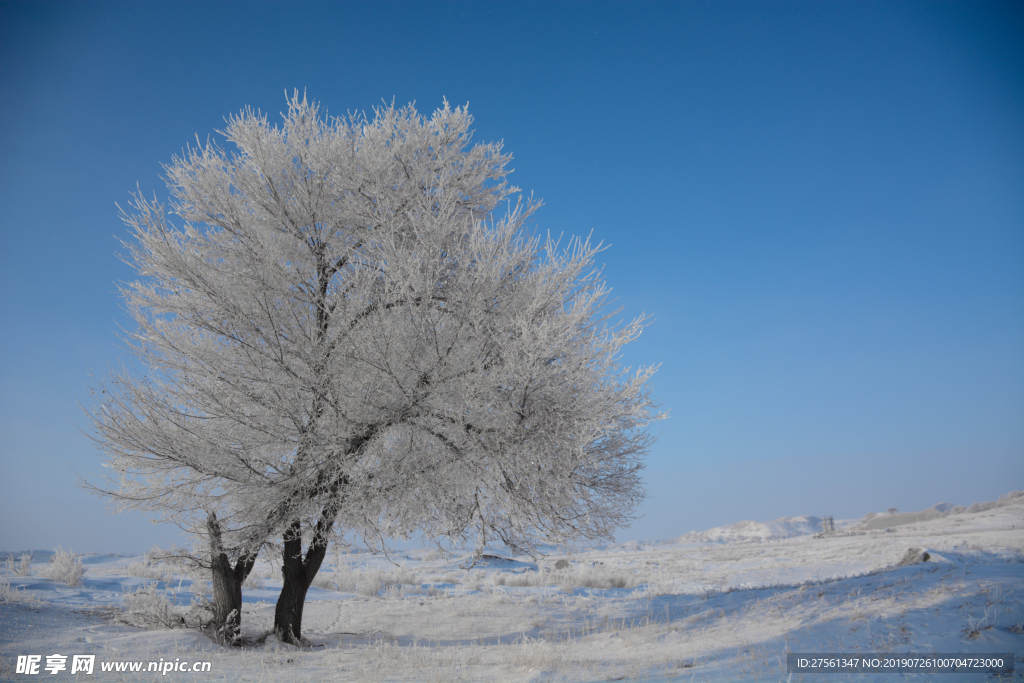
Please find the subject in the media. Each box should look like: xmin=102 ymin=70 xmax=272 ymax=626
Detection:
xmin=1 ymin=1 xmax=1021 ymax=553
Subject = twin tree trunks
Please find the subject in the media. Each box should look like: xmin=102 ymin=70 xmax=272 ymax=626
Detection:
xmin=208 ymin=514 xmax=336 ymax=644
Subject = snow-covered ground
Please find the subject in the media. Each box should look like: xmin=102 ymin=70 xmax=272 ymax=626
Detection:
xmin=2 ymin=493 xmax=1022 ymax=682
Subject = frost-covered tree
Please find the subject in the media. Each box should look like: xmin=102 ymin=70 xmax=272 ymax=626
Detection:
xmin=86 ymin=93 xmax=662 ymax=643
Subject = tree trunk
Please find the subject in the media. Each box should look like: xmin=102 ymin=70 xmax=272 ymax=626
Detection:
xmin=273 ymin=517 xmax=332 ymax=644
xmin=207 ymin=514 xmax=257 ymax=643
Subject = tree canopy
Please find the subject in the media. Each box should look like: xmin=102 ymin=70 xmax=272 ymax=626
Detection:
xmin=86 ymin=93 xmax=662 ymax=641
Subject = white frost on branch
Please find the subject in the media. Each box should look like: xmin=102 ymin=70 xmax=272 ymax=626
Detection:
xmin=85 ymin=92 xmax=663 ymax=562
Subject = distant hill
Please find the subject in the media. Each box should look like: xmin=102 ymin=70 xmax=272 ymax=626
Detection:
xmin=666 ymin=490 xmax=1024 ymax=544
xmin=672 ymin=515 xmax=848 ymax=544
xmin=853 ymin=490 xmax=1024 ymax=531
xmin=854 ymin=503 xmax=956 ymax=530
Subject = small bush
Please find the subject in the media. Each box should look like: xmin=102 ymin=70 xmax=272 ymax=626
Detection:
xmin=127 ymin=560 xmax=166 ymax=581
xmin=424 ymin=585 xmax=453 ymax=599
xmin=467 ymin=570 xmax=485 ymax=592
xmin=189 ymin=578 xmax=211 ymax=598
xmin=122 ymin=584 xmax=183 ymax=629
xmin=42 ymin=548 xmax=86 ymax=587
xmin=242 ymin=569 xmax=266 ymax=589
xmin=177 ymin=563 xmax=211 ymax=598
xmin=0 ymin=575 xmax=45 ymax=606
xmin=242 ymin=563 xmax=278 ymax=590
xmin=5 ymin=553 xmax=32 ymax=577
xmin=562 ymin=566 xmax=639 ymax=590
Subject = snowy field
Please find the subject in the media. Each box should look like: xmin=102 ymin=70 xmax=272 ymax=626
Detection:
xmin=2 ymin=493 xmax=1022 ymax=682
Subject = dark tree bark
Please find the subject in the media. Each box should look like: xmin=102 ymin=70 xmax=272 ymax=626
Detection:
xmin=207 ymin=514 xmax=258 ymax=643
xmin=273 ymin=511 xmax=336 ymax=644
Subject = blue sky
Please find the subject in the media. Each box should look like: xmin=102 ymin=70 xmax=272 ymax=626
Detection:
xmin=1 ymin=1 xmax=1021 ymax=553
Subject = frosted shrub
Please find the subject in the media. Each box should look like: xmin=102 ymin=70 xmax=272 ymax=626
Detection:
xmin=242 ymin=570 xmax=265 ymax=590
xmin=5 ymin=553 xmax=32 ymax=577
xmin=310 ymin=571 xmax=334 ymax=591
xmin=0 ymin=575 xmax=15 ymax=601
xmin=122 ymin=584 xmax=183 ymax=629
xmin=127 ymin=560 xmax=166 ymax=581
xmin=424 ymin=585 xmax=453 ymax=599
xmin=388 ymin=563 xmax=419 ymax=587
xmin=42 ymin=548 xmax=86 ymax=587
xmin=189 ymin=579 xmax=211 ymax=598
xmin=310 ymin=569 xmax=351 ymax=593
xmin=179 ymin=563 xmax=211 ymax=598
xmin=0 ymin=575 xmax=45 ymax=606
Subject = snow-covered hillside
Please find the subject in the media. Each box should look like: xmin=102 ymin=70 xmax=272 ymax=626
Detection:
xmin=2 ymin=493 xmax=1022 ymax=681
xmin=668 ymin=514 xmax=843 ymax=544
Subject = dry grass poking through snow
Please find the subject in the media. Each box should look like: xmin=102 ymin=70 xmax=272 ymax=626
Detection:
xmin=313 ymin=594 xmax=715 ymax=683
xmin=492 ymin=565 xmax=640 ymax=591
xmin=310 ymin=562 xmax=419 ymax=597
xmin=486 ymin=563 xmax=679 ymax=598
